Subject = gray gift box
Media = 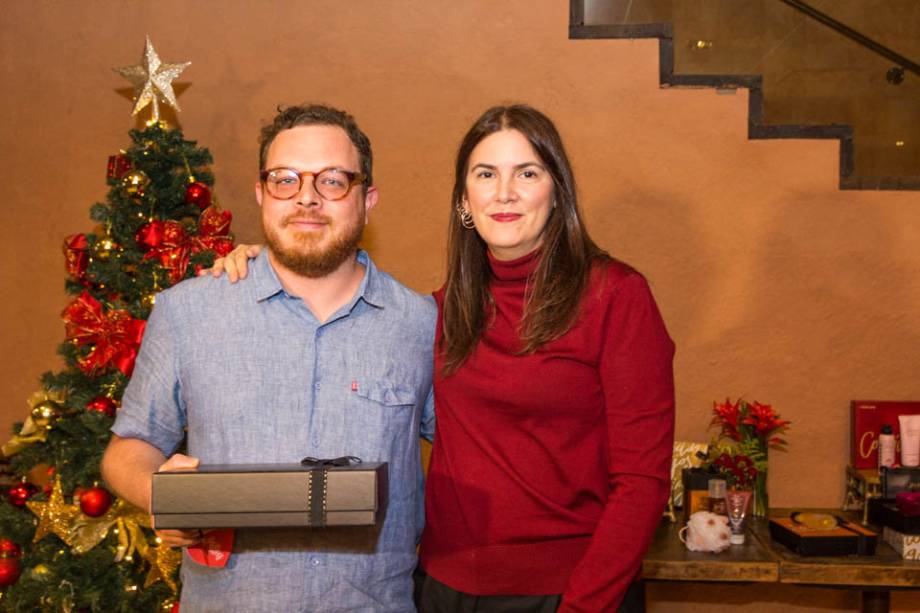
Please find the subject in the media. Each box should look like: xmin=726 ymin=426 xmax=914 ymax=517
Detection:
xmin=151 ymin=461 xmax=388 ymax=530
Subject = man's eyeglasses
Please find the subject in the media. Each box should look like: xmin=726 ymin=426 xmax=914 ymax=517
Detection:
xmin=260 ymin=167 xmax=366 ymax=201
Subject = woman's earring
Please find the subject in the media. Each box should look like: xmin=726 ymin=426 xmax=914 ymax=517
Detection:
xmin=457 ymin=205 xmax=475 ymax=229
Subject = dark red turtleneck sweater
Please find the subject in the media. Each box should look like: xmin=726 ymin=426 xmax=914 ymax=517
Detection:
xmin=419 ymin=250 xmax=675 ymax=612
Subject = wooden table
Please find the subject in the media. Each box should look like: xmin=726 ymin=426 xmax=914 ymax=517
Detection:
xmin=641 ymin=510 xmax=920 ymax=613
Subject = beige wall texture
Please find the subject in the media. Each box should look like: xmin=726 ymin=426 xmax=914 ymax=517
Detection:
xmin=1 ymin=2 xmax=918 ymax=611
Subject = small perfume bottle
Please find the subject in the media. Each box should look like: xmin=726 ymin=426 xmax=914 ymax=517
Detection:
xmin=708 ymin=479 xmax=727 ymax=516
xmin=879 ymin=424 xmax=896 ymax=469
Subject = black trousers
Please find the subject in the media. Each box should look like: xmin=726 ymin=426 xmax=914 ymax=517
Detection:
xmin=415 ymin=569 xmax=645 ymax=613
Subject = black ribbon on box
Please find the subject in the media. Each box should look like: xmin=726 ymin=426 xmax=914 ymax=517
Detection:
xmin=301 ymin=456 xmax=362 ymax=467
xmin=301 ymin=457 xmax=362 ymax=527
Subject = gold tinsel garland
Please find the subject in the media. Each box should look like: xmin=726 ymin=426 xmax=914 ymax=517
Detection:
xmin=26 ymin=477 xmax=179 ymax=593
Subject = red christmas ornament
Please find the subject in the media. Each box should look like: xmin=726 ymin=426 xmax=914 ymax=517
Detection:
xmin=106 ymin=154 xmax=133 ymax=180
xmin=0 ymin=557 xmax=20 ymax=587
xmin=63 ymin=234 xmax=90 ymax=283
xmin=7 ymin=482 xmax=37 ymax=507
xmin=185 ymin=182 xmax=212 ymax=209
xmin=171 ymin=602 xmax=180 ymax=613
xmin=0 ymin=540 xmax=21 ymax=559
xmin=85 ymin=396 xmax=118 ymax=418
xmin=135 ymin=220 xmax=166 ymax=251
xmin=79 ymin=486 xmax=113 ymax=517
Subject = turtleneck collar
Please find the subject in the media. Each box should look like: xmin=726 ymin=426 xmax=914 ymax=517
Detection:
xmin=487 ymin=248 xmax=541 ymax=283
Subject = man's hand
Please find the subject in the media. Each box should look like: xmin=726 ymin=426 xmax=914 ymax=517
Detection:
xmin=153 ymin=453 xmax=203 ymax=548
xmin=199 ymin=244 xmax=263 ymax=282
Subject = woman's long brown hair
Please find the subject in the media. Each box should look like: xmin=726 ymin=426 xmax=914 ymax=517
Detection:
xmin=440 ymin=105 xmax=607 ymax=375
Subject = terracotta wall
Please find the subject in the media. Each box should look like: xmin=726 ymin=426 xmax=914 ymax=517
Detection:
xmin=1 ymin=2 xmax=917 ymax=611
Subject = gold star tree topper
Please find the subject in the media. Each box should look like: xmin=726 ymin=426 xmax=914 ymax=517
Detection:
xmin=113 ymin=36 xmax=190 ymax=123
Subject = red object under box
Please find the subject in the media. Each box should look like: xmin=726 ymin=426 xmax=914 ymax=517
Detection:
xmin=851 ymin=401 xmax=920 ymax=469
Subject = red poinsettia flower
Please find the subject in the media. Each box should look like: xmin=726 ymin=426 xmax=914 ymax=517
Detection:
xmin=710 ymin=398 xmax=742 ymax=442
xmin=709 ymin=397 xmax=792 ymax=458
xmin=741 ymin=401 xmax=791 ymax=446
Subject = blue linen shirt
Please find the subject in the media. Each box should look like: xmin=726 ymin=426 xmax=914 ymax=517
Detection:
xmin=113 ymin=250 xmax=436 ymax=613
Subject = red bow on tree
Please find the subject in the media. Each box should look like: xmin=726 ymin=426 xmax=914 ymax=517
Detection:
xmin=193 ymin=206 xmax=233 ymax=258
xmin=136 ymin=206 xmax=233 ymax=284
xmin=139 ymin=221 xmax=191 ymax=284
xmin=61 ymin=291 xmax=146 ymax=376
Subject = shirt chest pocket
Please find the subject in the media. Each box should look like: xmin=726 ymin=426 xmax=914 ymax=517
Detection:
xmin=352 ymin=379 xmax=417 ymax=434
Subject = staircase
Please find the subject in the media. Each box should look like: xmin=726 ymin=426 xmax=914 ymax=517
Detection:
xmin=570 ymin=0 xmax=920 ymax=190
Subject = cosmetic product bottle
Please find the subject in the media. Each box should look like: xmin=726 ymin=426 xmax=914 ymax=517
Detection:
xmin=878 ymin=424 xmax=896 ymax=469
xmin=708 ymin=479 xmax=727 ymax=516
xmin=899 ymin=414 xmax=920 ymax=467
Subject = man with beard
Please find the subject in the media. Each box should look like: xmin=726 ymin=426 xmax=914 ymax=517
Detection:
xmin=101 ymin=105 xmax=436 ymax=612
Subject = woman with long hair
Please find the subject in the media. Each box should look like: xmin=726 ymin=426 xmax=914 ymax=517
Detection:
xmin=416 ymin=105 xmax=674 ymax=612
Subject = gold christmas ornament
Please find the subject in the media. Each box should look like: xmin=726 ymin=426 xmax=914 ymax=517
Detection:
xmin=28 ymin=478 xmax=80 ymax=544
xmin=28 ymin=563 xmax=52 ymax=580
xmin=1 ymin=390 xmax=66 ymax=455
xmin=30 ymin=399 xmax=62 ymax=430
xmin=113 ymin=36 xmax=190 ymax=123
xmin=122 ymin=169 xmax=150 ymax=197
xmin=93 ymin=236 xmax=121 ymax=261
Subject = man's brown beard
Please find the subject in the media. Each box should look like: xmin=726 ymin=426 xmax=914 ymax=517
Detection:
xmin=263 ymin=212 xmax=364 ymax=278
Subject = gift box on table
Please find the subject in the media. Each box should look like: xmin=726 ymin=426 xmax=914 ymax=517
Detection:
xmin=152 ymin=461 xmax=388 ymax=530
xmin=769 ymin=516 xmax=878 ymax=557
xmin=882 ymin=527 xmax=920 ymax=560
xmin=850 ymin=400 xmax=920 ymax=469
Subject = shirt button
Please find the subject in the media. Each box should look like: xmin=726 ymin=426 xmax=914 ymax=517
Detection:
xmin=310 ymin=557 xmax=321 ymax=566
xmin=312 ymin=434 xmax=320 ymax=446
xmin=314 ymin=382 xmax=321 ymax=390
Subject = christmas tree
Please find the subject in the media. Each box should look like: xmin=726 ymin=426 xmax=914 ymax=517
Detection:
xmin=0 ymin=38 xmax=233 ymax=612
